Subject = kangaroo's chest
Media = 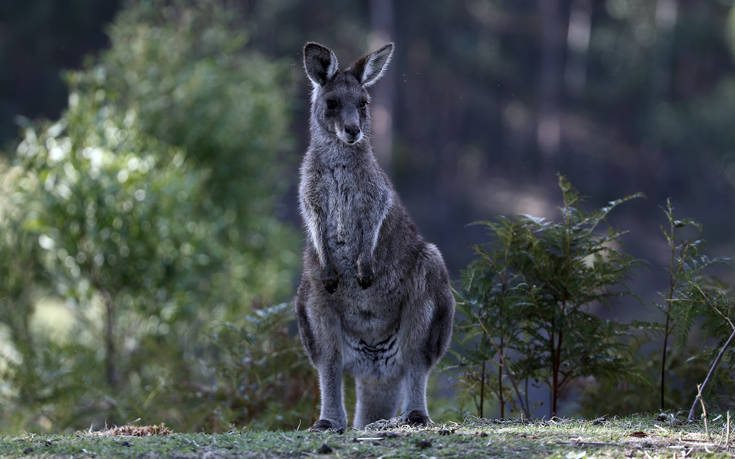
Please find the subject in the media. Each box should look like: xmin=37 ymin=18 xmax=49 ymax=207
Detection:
xmin=320 ymin=165 xmax=384 ymax=260
xmin=323 ymin=166 xmax=363 ymax=242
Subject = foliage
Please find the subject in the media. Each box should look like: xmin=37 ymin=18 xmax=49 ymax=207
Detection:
xmin=68 ymin=0 xmax=298 ymax=297
xmin=656 ymin=199 xmax=732 ymax=411
xmin=195 ymin=302 xmax=316 ymax=431
xmin=456 ymin=176 xmax=644 ymax=418
xmin=579 ymin=200 xmax=735 ymax=416
xmin=0 ymin=160 xmax=46 ymax=427
xmin=453 ymin=217 xmax=531 ymax=419
xmin=88 ymin=0 xmax=293 ymax=222
xmin=0 ymin=0 xmax=300 ymax=433
xmin=7 ymin=100 xmax=224 ymax=428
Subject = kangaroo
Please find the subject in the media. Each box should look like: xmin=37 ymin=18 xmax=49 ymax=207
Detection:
xmin=295 ymin=42 xmax=455 ymax=432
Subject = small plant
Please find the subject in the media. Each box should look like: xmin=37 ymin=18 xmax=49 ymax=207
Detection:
xmin=687 ymin=297 xmax=735 ymax=422
xmin=580 ymin=200 xmax=735 ymax=416
xmin=200 ymin=302 xmax=316 ymax=431
xmin=456 ymin=175 xmax=643 ymax=417
xmin=656 ymin=199 xmax=730 ymax=411
xmin=454 ymin=217 xmax=532 ymax=419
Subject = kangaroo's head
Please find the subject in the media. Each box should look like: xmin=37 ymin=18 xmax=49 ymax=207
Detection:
xmin=304 ymin=42 xmax=393 ymax=145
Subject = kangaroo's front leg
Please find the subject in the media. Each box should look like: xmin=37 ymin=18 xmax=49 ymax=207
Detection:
xmin=314 ymin=211 xmax=339 ymax=294
xmin=355 ymin=191 xmax=391 ymax=289
xmin=301 ymin=189 xmax=339 ymax=294
xmin=320 ymin=247 xmax=339 ymax=294
xmin=356 ymin=234 xmax=374 ymax=289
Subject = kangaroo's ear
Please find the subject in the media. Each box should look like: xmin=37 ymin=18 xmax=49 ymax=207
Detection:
xmin=350 ymin=43 xmax=394 ymax=87
xmin=304 ymin=42 xmax=338 ymax=87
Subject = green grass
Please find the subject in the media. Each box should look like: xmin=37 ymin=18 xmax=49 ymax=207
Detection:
xmin=1 ymin=415 xmax=733 ymax=458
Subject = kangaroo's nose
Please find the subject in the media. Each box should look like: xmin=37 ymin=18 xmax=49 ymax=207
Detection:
xmin=345 ymin=125 xmax=360 ymax=139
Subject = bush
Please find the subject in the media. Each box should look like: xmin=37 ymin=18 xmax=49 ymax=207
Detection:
xmin=0 ymin=0 xmax=302 ymax=432
xmin=197 ymin=303 xmax=316 ymax=431
xmin=580 ymin=200 xmax=735 ymax=417
xmin=456 ymin=177 xmax=735 ymax=419
xmin=455 ymin=175 xmax=644 ymax=418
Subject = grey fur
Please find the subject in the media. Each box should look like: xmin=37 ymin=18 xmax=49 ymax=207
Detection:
xmin=296 ymin=42 xmax=455 ymax=431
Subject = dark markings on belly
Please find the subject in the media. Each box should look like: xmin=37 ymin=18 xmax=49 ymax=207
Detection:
xmin=351 ymin=334 xmax=398 ymax=363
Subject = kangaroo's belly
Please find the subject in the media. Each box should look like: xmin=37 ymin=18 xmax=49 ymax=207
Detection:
xmin=338 ymin=290 xmax=404 ymax=378
xmin=342 ymin=329 xmax=403 ymax=378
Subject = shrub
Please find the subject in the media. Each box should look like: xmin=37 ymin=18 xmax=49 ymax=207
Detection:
xmin=455 ymin=175 xmax=644 ymax=418
xmin=196 ymin=303 xmax=316 ymax=431
xmin=579 ymin=200 xmax=735 ymax=416
xmin=654 ymin=200 xmax=734 ymax=414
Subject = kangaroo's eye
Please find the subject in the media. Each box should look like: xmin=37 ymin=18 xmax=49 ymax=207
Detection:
xmin=326 ymin=99 xmax=339 ymax=110
xmin=359 ymin=99 xmax=369 ymax=109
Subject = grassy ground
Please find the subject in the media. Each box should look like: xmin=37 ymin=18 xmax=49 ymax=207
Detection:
xmin=1 ymin=415 xmax=733 ymax=458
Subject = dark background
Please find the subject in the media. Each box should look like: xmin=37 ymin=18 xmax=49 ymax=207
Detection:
xmin=3 ymin=0 xmax=733 ymax=291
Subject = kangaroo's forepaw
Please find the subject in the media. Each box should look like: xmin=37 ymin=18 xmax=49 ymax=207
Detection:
xmin=404 ymin=410 xmax=431 ymax=426
xmin=322 ymin=276 xmax=339 ymax=294
xmin=309 ymin=419 xmax=345 ymax=433
xmin=356 ymin=256 xmax=374 ymax=289
xmin=356 ymin=271 xmax=373 ymax=289
xmin=321 ymin=264 xmax=339 ymax=294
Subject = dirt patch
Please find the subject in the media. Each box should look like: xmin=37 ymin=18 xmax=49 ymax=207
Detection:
xmin=81 ymin=423 xmax=173 ymax=437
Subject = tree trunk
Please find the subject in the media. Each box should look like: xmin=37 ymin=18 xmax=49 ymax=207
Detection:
xmin=564 ymin=0 xmax=591 ymax=96
xmin=536 ymin=0 xmax=565 ymax=169
xmin=660 ymin=316 xmax=671 ymax=410
xmin=651 ymin=0 xmax=678 ymax=98
xmin=554 ymin=329 xmax=563 ymax=417
xmin=479 ymin=359 xmax=485 ymax=418
xmin=9 ymin=297 xmax=36 ymax=403
xmin=661 ymin=216 xmax=678 ymax=411
xmin=552 ymin=337 xmax=559 ymax=417
xmin=641 ymin=0 xmax=678 ymax=194
xmin=688 ymin=328 xmax=735 ymax=421
xmin=550 ymin=329 xmax=557 ymax=417
xmin=369 ymin=0 xmax=395 ymax=170
xmin=103 ymin=291 xmax=119 ymax=389
xmin=499 ymin=336 xmax=505 ymax=419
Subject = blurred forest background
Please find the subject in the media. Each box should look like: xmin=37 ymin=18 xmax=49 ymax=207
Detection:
xmin=1 ymin=0 xmax=734 ymax=432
